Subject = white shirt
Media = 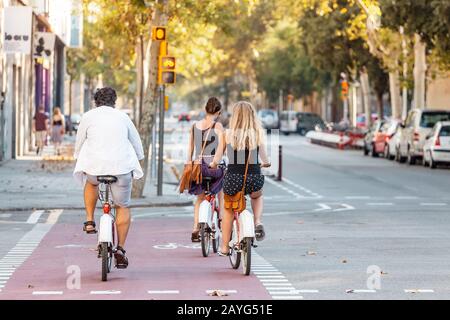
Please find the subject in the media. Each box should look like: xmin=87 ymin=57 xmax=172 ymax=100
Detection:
xmin=73 ymin=106 xmax=144 ymax=184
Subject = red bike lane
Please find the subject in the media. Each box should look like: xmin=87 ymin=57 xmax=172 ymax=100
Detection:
xmin=0 ymin=217 xmax=272 ymax=300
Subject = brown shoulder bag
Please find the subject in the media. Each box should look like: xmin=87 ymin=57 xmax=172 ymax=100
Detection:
xmin=178 ymin=123 xmax=214 ymax=193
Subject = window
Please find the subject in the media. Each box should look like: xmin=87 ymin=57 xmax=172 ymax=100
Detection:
xmin=420 ymin=112 xmax=450 ymax=128
xmin=439 ymin=126 xmax=450 ymax=137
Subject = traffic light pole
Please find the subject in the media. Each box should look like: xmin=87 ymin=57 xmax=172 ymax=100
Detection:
xmin=157 ymin=84 xmax=165 ymax=196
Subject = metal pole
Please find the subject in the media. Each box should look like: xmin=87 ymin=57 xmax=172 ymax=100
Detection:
xmin=150 ymin=106 xmax=157 ymax=181
xmin=400 ymin=26 xmax=408 ymax=120
xmin=277 ymin=145 xmax=282 ymax=181
xmin=157 ymin=85 xmax=165 ymax=196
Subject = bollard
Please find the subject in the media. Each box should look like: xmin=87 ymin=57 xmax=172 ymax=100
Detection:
xmin=338 ymin=132 xmax=344 ymax=150
xmin=277 ymin=145 xmax=282 ymax=181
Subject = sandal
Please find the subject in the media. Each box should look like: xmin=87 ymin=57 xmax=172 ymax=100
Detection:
xmin=218 ymin=250 xmax=231 ymax=257
xmin=191 ymin=230 xmax=201 ymax=243
xmin=83 ymin=221 xmax=97 ymax=234
xmin=114 ymin=246 xmax=129 ymax=269
xmin=255 ymin=223 xmax=266 ymax=241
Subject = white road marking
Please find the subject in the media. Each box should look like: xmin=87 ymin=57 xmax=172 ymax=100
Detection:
xmin=148 ymin=290 xmax=180 ymax=294
xmin=314 ymin=203 xmax=331 ymax=212
xmin=265 ymin=287 xmax=296 ymax=291
xmin=0 ymin=214 xmax=12 ymax=218
xmin=404 ymin=289 xmax=434 ymax=293
xmin=206 ymin=290 xmax=237 ymax=294
xmin=345 ymin=196 xmax=371 ymax=200
xmin=420 ymin=203 xmax=447 ymax=206
xmin=90 ymin=290 xmax=121 ymax=295
xmin=395 ymin=196 xmax=418 ymax=200
xmin=256 ymin=275 xmax=286 ymax=278
xmin=0 ymin=223 xmax=54 ymax=293
xmin=297 ymin=289 xmax=319 ymax=293
xmin=46 ymin=209 xmax=63 ymax=224
xmin=333 ymin=204 xmax=355 ymax=212
xmin=272 ymin=296 xmax=303 ymax=300
xmin=259 ymin=279 xmax=289 ymax=282
xmin=282 ymin=177 xmax=323 ymax=198
xmin=253 ymin=272 xmax=283 ymax=275
xmin=262 ymin=282 xmax=293 ymax=286
xmin=350 ymin=289 xmax=377 ymax=293
xmin=32 ymin=291 xmax=63 ymax=295
xmin=367 ymin=203 xmax=394 ymax=206
xmin=26 ymin=210 xmax=44 ymax=224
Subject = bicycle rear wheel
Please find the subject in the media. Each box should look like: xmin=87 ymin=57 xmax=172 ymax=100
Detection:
xmin=101 ymin=242 xmax=109 ymax=281
xmin=200 ymin=223 xmax=210 ymax=257
xmin=242 ymin=237 xmax=252 ymax=276
xmin=212 ymin=212 xmax=220 ymax=253
xmin=229 ymin=221 xmax=241 ymax=269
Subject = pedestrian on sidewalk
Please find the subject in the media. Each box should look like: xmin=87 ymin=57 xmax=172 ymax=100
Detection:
xmin=209 ymin=101 xmax=271 ymax=256
xmin=32 ymin=105 xmax=49 ymax=155
xmin=185 ymin=97 xmax=225 ymax=242
xmin=73 ymin=87 xmax=144 ymax=269
xmin=51 ymin=107 xmax=65 ymax=155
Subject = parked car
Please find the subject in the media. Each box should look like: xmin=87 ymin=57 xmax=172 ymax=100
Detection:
xmin=363 ymin=120 xmax=385 ymax=157
xmin=178 ymin=113 xmax=191 ymax=122
xmin=397 ymin=109 xmax=450 ymax=165
xmin=258 ymin=109 xmax=279 ymax=130
xmin=382 ymin=119 xmax=401 ymax=160
xmin=280 ymin=111 xmax=325 ymax=136
xmin=423 ymin=121 xmax=450 ymax=169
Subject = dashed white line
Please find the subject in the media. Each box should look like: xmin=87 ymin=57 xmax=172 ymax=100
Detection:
xmin=395 ymin=196 xmax=418 ymax=200
xmin=404 ymin=289 xmax=434 ymax=293
xmin=148 ymin=290 xmax=180 ymax=294
xmin=272 ymin=296 xmax=303 ymax=300
xmin=46 ymin=209 xmax=64 ymax=224
xmin=90 ymin=290 xmax=121 ymax=295
xmin=420 ymin=203 xmax=447 ymax=206
xmin=345 ymin=196 xmax=371 ymax=200
xmin=367 ymin=203 xmax=394 ymax=206
xmin=206 ymin=290 xmax=237 ymax=294
xmin=32 ymin=291 xmax=63 ymax=295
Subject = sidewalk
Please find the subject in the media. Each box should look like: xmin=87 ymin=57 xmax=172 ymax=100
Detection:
xmin=0 ymin=138 xmax=193 ymax=211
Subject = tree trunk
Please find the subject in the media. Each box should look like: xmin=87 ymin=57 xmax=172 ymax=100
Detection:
xmin=131 ymin=0 xmax=168 ymax=199
xmin=413 ymin=33 xmax=426 ymax=109
xmin=376 ymin=92 xmax=383 ymax=121
xmin=389 ymin=70 xmax=402 ymax=119
xmin=69 ymin=77 xmax=73 ymax=135
xmin=360 ymin=68 xmax=371 ymax=127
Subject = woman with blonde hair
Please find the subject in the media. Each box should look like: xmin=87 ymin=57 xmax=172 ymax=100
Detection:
xmin=210 ymin=101 xmax=270 ymax=256
xmin=51 ymin=107 xmax=65 ymax=155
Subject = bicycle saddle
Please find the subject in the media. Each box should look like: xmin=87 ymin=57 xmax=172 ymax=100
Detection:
xmin=97 ymin=175 xmax=118 ymax=184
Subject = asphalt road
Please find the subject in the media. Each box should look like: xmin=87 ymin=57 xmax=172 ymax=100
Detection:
xmin=1 ymin=135 xmax=450 ymax=300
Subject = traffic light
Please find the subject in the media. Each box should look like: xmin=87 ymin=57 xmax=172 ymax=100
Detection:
xmin=158 ymin=56 xmax=176 ymax=85
xmin=341 ymin=80 xmax=349 ymax=100
xmin=152 ymin=26 xmax=166 ymax=41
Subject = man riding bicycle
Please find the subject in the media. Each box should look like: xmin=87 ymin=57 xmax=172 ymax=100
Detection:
xmin=73 ymin=87 xmax=144 ymax=268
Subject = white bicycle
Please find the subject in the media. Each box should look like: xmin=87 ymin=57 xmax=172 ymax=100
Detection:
xmin=96 ymin=175 xmax=118 ymax=282
xmin=229 ymin=203 xmax=256 ymax=276
xmin=198 ymin=176 xmax=221 ymax=257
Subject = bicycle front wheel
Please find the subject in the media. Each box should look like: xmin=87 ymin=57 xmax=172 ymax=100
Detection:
xmin=200 ymin=223 xmax=210 ymax=257
xmin=101 ymin=242 xmax=109 ymax=281
xmin=242 ymin=238 xmax=252 ymax=276
xmin=229 ymin=222 xmax=241 ymax=269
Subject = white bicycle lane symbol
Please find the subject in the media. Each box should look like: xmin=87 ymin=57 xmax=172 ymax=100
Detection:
xmin=153 ymin=242 xmax=200 ymax=250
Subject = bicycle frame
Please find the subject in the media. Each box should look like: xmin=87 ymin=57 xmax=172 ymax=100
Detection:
xmin=97 ymin=183 xmax=116 ymax=245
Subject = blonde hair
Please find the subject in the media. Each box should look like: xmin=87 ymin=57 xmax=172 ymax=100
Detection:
xmin=226 ymin=101 xmax=265 ymax=150
xmin=53 ymin=107 xmax=62 ymax=117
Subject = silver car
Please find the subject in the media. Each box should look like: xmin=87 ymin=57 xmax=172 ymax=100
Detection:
xmin=258 ymin=109 xmax=279 ymax=130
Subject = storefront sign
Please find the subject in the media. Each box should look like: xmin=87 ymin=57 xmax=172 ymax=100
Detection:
xmin=3 ymin=6 xmax=33 ymax=54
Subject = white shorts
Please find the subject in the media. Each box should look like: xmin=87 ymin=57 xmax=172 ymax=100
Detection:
xmin=85 ymin=172 xmax=133 ymax=208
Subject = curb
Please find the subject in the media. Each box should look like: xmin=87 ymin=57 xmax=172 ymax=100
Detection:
xmin=0 ymin=200 xmax=193 ymax=212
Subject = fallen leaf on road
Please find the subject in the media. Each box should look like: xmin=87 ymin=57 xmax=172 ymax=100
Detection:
xmin=346 ymin=289 xmax=354 ymax=293
xmin=342 ymin=259 xmax=347 ymax=263
xmin=307 ymin=251 xmax=317 ymax=256
xmin=208 ymin=290 xmax=229 ymax=297
xmin=28 ymin=285 xmax=34 ymax=289
xmin=381 ymin=271 xmax=388 ymax=275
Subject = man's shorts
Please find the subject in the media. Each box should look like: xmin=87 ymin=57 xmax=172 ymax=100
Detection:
xmin=85 ymin=172 xmax=133 ymax=208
